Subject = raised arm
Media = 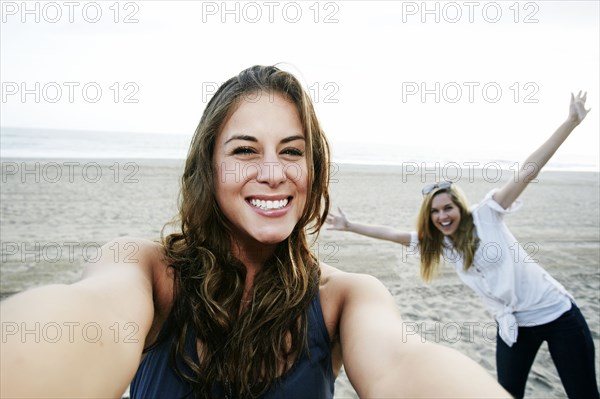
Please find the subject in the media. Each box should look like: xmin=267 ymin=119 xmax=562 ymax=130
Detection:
xmin=494 ymin=91 xmax=590 ymax=209
xmin=326 ymin=269 xmax=510 ymax=398
xmin=326 ymin=207 xmax=412 ymax=246
xmin=0 ymin=237 xmax=167 ymax=399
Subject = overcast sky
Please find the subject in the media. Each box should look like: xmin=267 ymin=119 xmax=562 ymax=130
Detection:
xmin=1 ymin=1 xmax=599 ymax=167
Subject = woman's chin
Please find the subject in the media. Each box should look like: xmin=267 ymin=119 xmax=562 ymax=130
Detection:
xmin=257 ymin=235 xmax=290 ymax=246
xmin=251 ymin=230 xmax=293 ymax=246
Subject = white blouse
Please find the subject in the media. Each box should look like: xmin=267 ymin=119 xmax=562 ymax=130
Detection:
xmin=410 ymin=189 xmax=573 ymax=346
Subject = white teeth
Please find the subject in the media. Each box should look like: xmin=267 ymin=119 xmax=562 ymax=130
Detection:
xmin=441 ymin=221 xmax=451 ymax=226
xmin=249 ymin=198 xmax=289 ymax=210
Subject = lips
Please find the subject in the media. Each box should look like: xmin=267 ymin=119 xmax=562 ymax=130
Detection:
xmin=436 ymin=219 xmax=457 ymax=236
xmin=246 ymin=196 xmax=292 ymax=212
xmin=249 ymin=198 xmax=289 ymax=210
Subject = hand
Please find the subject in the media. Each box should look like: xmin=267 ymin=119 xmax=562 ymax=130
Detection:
xmin=326 ymin=207 xmax=350 ymax=231
xmin=568 ymin=91 xmax=591 ymax=125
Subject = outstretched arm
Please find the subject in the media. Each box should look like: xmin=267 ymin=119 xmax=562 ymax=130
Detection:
xmin=325 ymin=268 xmax=510 ymax=398
xmin=0 ymin=238 xmax=166 ymax=399
xmin=494 ymin=91 xmax=590 ymax=209
xmin=326 ymin=207 xmax=412 ymax=246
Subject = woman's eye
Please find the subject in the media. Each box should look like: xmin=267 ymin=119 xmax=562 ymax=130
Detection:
xmin=281 ymin=147 xmax=304 ymax=157
xmin=231 ymin=147 xmax=256 ymax=155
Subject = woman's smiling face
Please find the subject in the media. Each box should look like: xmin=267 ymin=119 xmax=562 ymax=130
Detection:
xmin=213 ymin=91 xmax=308 ymax=249
xmin=430 ymin=192 xmax=462 ymax=238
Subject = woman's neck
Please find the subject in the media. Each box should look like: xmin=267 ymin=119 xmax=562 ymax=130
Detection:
xmin=231 ymin=240 xmax=278 ymax=299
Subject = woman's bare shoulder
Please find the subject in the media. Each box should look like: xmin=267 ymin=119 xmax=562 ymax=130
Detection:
xmin=81 ymin=236 xmax=174 ymax=317
xmin=318 ymin=262 xmax=389 ymax=331
xmin=79 ymin=237 xmax=165 ymax=276
xmin=320 ymin=262 xmax=383 ymax=292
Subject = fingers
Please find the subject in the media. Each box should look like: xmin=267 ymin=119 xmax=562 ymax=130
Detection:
xmin=574 ymin=90 xmax=587 ymax=103
xmin=325 ymin=207 xmax=348 ymax=230
xmin=570 ymin=91 xmax=590 ymax=121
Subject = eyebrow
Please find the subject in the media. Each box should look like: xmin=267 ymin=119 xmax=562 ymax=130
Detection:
xmin=224 ymin=134 xmax=305 ymax=145
xmin=281 ymin=135 xmax=305 ymax=143
xmin=224 ymin=135 xmax=256 ymax=144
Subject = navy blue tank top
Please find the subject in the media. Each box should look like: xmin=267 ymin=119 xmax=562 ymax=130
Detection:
xmin=130 ymin=292 xmax=334 ymax=399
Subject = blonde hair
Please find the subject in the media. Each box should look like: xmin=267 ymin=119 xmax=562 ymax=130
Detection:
xmin=416 ymin=184 xmax=479 ymax=282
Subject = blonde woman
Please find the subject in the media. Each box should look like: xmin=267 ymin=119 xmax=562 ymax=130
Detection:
xmin=326 ymin=92 xmax=598 ymax=399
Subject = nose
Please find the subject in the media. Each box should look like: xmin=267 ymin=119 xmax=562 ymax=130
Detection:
xmin=256 ymin=157 xmax=286 ymax=188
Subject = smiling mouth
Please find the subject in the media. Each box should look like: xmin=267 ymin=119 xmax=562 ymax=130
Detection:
xmin=440 ymin=221 xmax=452 ymax=227
xmin=248 ymin=197 xmax=290 ymax=211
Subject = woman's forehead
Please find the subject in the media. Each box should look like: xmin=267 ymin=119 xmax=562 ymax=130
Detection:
xmin=217 ymin=93 xmax=303 ymax=143
xmin=431 ymin=191 xmax=454 ymax=205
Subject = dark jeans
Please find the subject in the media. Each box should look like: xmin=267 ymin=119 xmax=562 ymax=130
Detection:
xmin=496 ymin=303 xmax=599 ymax=399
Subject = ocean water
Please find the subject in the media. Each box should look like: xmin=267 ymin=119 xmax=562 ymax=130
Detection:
xmin=0 ymin=127 xmax=192 ymax=160
xmin=1 ymin=127 xmax=598 ymax=172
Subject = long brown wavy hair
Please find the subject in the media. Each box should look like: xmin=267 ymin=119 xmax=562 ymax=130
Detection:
xmin=159 ymin=65 xmax=331 ymax=398
xmin=416 ymin=184 xmax=478 ymax=282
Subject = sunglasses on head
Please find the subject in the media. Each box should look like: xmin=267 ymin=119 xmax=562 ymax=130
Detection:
xmin=421 ymin=181 xmax=453 ymax=196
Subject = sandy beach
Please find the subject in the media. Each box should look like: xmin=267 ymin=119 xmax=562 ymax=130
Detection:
xmin=1 ymin=159 xmax=598 ymax=398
